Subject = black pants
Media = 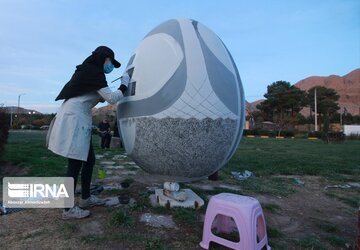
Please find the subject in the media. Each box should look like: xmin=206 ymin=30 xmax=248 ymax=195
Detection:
xmin=100 ymin=132 xmax=112 ymax=149
xmin=67 ymin=143 xmax=95 ymax=200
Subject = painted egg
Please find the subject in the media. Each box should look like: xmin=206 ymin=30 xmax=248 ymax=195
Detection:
xmin=117 ymin=18 xmax=245 ymax=181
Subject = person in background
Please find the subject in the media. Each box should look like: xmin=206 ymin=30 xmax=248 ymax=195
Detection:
xmin=98 ymin=118 xmax=112 ymax=149
xmin=47 ymin=46 xmax=130 ymax=219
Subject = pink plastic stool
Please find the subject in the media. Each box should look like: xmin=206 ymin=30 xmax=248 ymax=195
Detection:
xmin=200 ymin=193 xmax=271 ymax=250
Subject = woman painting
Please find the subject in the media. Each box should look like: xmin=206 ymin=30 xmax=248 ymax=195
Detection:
xmin=48 ymin=46 xmax=129 ymax=219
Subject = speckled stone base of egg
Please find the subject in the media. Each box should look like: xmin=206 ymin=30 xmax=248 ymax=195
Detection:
xmin=128 ymin=117 xmax=237 ymax=180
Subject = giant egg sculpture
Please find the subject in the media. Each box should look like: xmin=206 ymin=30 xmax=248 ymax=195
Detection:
xmin=117 ymin=18 xmax=245 ymax=181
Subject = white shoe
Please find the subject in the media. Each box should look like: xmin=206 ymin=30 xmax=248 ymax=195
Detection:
xmin=79 ymin=195 xmax=105 ymax=208
xmin=62 ymin=206 xmax=90 ymax=220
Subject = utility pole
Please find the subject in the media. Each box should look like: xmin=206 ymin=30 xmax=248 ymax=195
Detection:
xmin=340 ymin=107 xmax=342 ymax=126
xmin=314 ymin=88 xmax=318 ymax=132
xmin=17 ymin=93 xmax=25 ymax=126
xmin=10 ymin=110 xmax=13 ymax=127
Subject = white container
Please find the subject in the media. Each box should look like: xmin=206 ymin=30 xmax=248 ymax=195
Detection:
xmin=163 ymin=182 xmax=180 ymax=192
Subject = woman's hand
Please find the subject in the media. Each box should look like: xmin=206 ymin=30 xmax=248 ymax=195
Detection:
xmin=120 ymin=73 xmax=130 ymax=88
xmin=118 ymin=73 xmax=130 ymax=94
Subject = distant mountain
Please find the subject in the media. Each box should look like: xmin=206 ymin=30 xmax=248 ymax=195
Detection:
xmin=3 ymin=106 xmax=42 ymax=115
xmin=295 ymin=68 xmax=360 ymax=116
xmin=92 ymin=104 xmax=116 ymax=117
xmin=246 ymin=99 xmax=264 ymax=113
xmin=247 ymin=68 xmax=360 ymax=116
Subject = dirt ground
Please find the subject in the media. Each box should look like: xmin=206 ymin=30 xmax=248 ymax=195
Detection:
xmin=0 ymin=162 xmax=358 ymax=250
xmin=257 ymin=175 xmax=357 ymax=248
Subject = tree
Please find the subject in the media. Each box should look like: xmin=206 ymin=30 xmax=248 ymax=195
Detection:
xmin=307 ymin=86 xmax=340 ymax=132
xmin=0 ymin=105 xmax=10 ymax=158
xmin=257 ymin=81 xmax=307 ymax=135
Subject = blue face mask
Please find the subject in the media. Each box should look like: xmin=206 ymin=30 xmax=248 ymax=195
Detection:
xmin=103 ymin=63 xmax=114 ymax=74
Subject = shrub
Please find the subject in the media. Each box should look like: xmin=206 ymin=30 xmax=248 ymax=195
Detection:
xmin=294 ymin=132 xmax=308 ymax=139
xmin=244 ymin=129 xmax=295 ymax=137
xmin=242 ymin=129 xmax=250 ymax=136
xmin=259 ymin=129 xmax=269 ymax=136
xmin=252 ymin=129 xmax=260 ymax=136
xmin=322 ymin=132 xmax=345 ymax=144
xmin=307 ymin=131 xmax=322 ymax=138
xmin=108 ymin=209 xmax=134 ymax=227
xmin=0 ymin=106 xmax=10 ymax=158
xmin=145 ymin=237 xmax=165 ymax=250
xmin=346 ymin=133 xmax=360 ymax=140
xmin=268 ymin=131 xmax=277 ymax=137
xmin=242 ymin=129 xmax=260 ymax=136
xmin=283 ymin=130 xmax=295 ymax=137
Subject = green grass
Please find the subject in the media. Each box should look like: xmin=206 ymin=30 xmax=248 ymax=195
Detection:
xmin=1 ymin=131 xmax=359 ymax=249
xmin=0 ymin=131 xmax=126 ymax=178
xmin=4 ymin=132 xmax=359 ymax=181
xmin=267 ymin=225 xmax=283 ymax=238
xmin=1 ymin=131 xmax=67 ymax=178
xmin=218 ymin=137 xmax=360 ymax=198
xmin=239 ymin=176 xmax=295 ymax=196
xmin=145 ymin=236 xmax=167 ymax=250
xmin=80 ymin=232 xmax=160 ymax=243
xmin=2 ymin=131 xmax=67 ymax=177
xmin=325 ymin=192 xmax=360 ymax=208
xmin=131 ymin=191 xmax=152 ymax=212
xmin=172 ymin=207 xmax=199 ymax=225
xmin=2 ymin=131 xmax=359 ymax=204
xmin=58 ymin=223 xmax=78 ymax=239
xmin=295 ymin=236 xmax=328 ymax=250
xmin=80 ymin=232 xmax=167 ymax=249
xmin=108 ymin=208 xmax=134 ymax=227
xmin=223 ymin=137 xmax=360 ymax=179
xmin=325 ymin=235 xmax=348 ymax=247
xmin=262 ymin=203 xmax=282 ymax=213
xmin=316 ymin=223 xmax=338 ymax=233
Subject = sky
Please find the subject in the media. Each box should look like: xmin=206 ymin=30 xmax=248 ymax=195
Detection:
xmin=0 ymin=0 xmax=359 ymax=114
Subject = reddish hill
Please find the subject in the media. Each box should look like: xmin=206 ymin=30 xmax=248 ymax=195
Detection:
xmin=248 ymin=68 xmax=360 ymax=116
xmin=295 ymin=68 xmax=360 ymax=115
xmin=246 ymin=99 xmax=264 ymax=115
xmin=91 ymin=104 xmax=116 ymax=117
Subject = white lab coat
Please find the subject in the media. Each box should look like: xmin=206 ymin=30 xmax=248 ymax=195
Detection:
xmin=48 ymin=87 xmax=123 ymax=161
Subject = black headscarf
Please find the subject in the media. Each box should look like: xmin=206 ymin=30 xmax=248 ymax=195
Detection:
xmin=55 ymin=46 xmax=121 ymax=101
